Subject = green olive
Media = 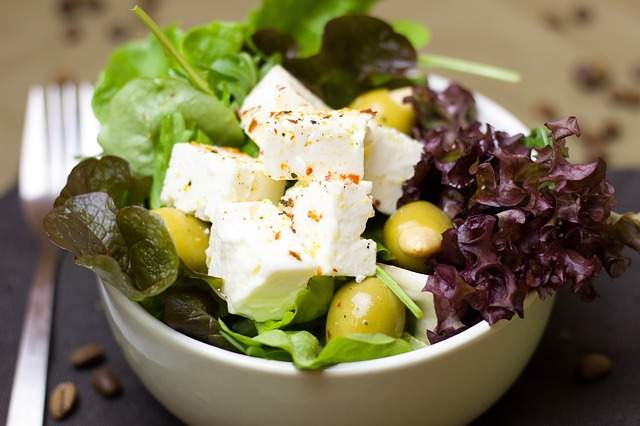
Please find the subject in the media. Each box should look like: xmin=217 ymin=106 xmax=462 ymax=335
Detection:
xmin=153 ymin=207 xmax=210 ymax=273
xmin=350 ymin=88 xmax=415 ymax=134
xmin=383 ymin=201 xmax=452 ymax=273
xmin=326 ymin=277 xmax=406 ymax=341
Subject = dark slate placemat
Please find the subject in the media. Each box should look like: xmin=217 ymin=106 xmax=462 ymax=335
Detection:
xmin=1 ymin=171 xmax=639 ymax=426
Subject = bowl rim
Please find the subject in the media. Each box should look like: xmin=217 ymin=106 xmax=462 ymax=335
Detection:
xmin=101 ymin=74 xmax=533 ymax=377
xmin=102 ymin=282 xmax=541 ymax=377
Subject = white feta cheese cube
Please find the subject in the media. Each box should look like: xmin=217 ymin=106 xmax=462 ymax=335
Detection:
xmin=246 ymin=110 xmax=371 ymax=181
xmin=207 ymin=201 xmax=316 ymax=322
xmin=281 ymin=179 xmax=376 ymax=280
xmin=364 ymin=124 xmax=424 ymax=215
xmin=160 ymin=143 xmax=286 ymax=221
xmin=239 ymin=64 xmax=328 ymax=130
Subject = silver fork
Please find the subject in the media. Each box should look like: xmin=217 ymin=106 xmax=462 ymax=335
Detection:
xmin=6 ymin=82 xmax=100 ymax=426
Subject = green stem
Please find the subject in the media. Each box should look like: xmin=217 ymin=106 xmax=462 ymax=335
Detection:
xmin=132 ymin=5 xmax=214 ymax=96
xmin=419 ymin=54 xmax=521 ymax=83
xmin=375 ymin=265 xmax=423 ymax=319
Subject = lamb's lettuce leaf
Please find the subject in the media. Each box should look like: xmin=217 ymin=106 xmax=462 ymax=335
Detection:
xmin=55 ymin=156 xmax=151 ymax=208
xmin=249 ymin=0 xmax=378 ymax=57
xmin=44 ymin=192 xmax=179 ymax=301
xmin=220 ymin=320 xmax=414 ymax=369
xmin=98 ymin=77 xmax=244 ymax=176
xmin=183 ymin=21 xmax=250 ymax=69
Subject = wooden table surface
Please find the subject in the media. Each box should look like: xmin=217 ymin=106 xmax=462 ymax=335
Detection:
xmin=0 ymin=0 xmax=638 ymax=196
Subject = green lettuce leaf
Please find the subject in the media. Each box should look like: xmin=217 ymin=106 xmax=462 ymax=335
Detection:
xmin=98 ymin=77 xmax=244 ymax=176
xmin=249 ymin=0 xmax=378 ymax=56
xmin=220 ymin=319 xmax=414 ymax=369
xmin=256 ymin=276 xmax=335 ymax=332
xmin=207 ymin=52 xmax=260 ymax=107
xmin=183 ymin=21 xmax=249 ymax=69
xmin=150 ymin=113 xmax=194 ymax=208
xmin=92 ymin=27 xmax=184 ymax=122
xmin=44 ymin=193 xmax=179 ymax=301
xmin=55 ymin=156 xmax=151 ymax=208
xmin=391 ymin=20 xmax=431 ymax=50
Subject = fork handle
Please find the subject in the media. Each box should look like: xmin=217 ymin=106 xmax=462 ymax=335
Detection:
xmin=6 ymin=242 xmax=59 ymax=426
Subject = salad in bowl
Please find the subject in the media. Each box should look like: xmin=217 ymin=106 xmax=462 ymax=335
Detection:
xmin=44 ymin=1 xmax=640 ymax=375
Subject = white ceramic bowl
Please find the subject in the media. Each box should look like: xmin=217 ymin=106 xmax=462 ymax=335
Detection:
xmin=99 ymin=76 xmax=554 ymax=426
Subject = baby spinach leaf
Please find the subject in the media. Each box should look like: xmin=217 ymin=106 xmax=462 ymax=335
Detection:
xmin=163 ymin=285 xmax=221 ymax=341
xmin=249 ymin=0 xmax=378 ymax=56
xmin=55 ymin=156 xmax=151 ymax=208
xmin=392 ymin=20 xmax=431 ymax=50
xmin=44 ymin=193 xmax=179 ymax=301
xmin=285 ymin=15 xmax=417 ymax=107
xmin=98 ymin=77 xmax=244 ymax=176
xmin=207 ymin=52 xmax=259 ymax=107
xmin=92 ymin=27 xmax=183 ymax=122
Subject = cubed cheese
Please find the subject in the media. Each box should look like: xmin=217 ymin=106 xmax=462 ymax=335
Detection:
xmin=281 ymin=179 xmax=376 ymax=280
xmin=207 ymin=201 xmax=316 ymax=321
xmin=160 ymin=143 xmax=286 ymax=221
xmin=364 ymin=124 xmax=424 ymax=215
xmin=239 ymin=64 xmax=328 ymax=130
xmin=246 ymin=110 xmax=371 ymax=181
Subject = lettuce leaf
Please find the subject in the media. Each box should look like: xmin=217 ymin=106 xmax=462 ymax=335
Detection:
xmin=44 ymin=193 xmax=179 ymax=301
xmin=98 ymin=77 xmax=244 ymax=176
xmin=220 ymin=320 xmax=414 ymax=369
xmin=55 ymin=156 xmax=151 ymax=208
xmin=249 ymin=0 xmax=377 ymax=56
xmin=92 ymin=27 xmax=183 ymax=122
xmin=391 ymin=20 xmax=431 ymax=50
xmin=255 ymin=276 xmax=335 ymax=333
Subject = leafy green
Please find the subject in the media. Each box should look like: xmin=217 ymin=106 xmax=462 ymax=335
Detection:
xmin=162 ymin=284 xmax=225 ymax=343
xmin=55 ymin=156 xmax=151 ymax=208
xmin=183 ymin=21 xmax=249 ymax=69
xmin=220 ymin=320 xmax=414 ymax=369
xmin=150 ymin=114 xmax=193 ymax=208
xmin=256 ymin=276 xmax=335 ymax=332
xmin=44 ymin=193 xmax=179 ymax=301
xmin=419 ymin=54 xmax=521 ymax=83
xmin=98 ymin=77 xmax=244 ymax=176
xmin=609 ymin=212 xmax=640 ymax=252
xmin=283 ymin=15 xmax=417 ymax=107
xmin=392 ymin=20 xmax=431 ymax=50
xmin=207 ymin=53 xmax=260 ymax=107
xmin=133 ymin=6 xmax=213 ymax=96
xmin=523 ymin=127 xmax=553 ymax=150
xmin=91 ymin=28 xmax=182 ymax=122
xmin=249 ymin=0 xmax=378 ymax=56
xmin=376 ymin=265 xmax=423 ymax=319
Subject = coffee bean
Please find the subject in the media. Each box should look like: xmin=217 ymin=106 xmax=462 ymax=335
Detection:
xmin=91 ymin=367 xmax=122 ymax=398
xmin=49 ymin=382 xmax=77 ymax=420
xmin=574 ymin=6 xmax=593 ymax=24
xmin=543 ymin=12 xmax=563 ymax=31
xmin=611 ymin=88 xmax=640 ymax=107
xmin=601 ymin=119 xmax=622 ymax=141
xmin=574 ymin=63 xmax=609 ymax=90
xmin=69 ymin=343 xmax=105 ymax=368
xmin=576 ymin=353 xmax=612 ymax=383
xmin=109 ymin=23 xmax=130 ymax=42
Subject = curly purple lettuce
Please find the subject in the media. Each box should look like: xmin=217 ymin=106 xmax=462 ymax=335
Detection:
xmin=404 ymin=83 xmax=640 ymax=343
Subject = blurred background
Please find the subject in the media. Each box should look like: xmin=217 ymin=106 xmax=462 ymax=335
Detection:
xmin=0 ymin=0 xmax=638 ymax=196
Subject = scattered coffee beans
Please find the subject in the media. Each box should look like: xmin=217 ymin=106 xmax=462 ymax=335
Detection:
xmin=611 ymin=88 xmax=640 ymax=107
xmin=49 ymin=381 xmax=78 ymax=420
xmin=533 ymin=101 xmax=558 ymax=121
xmin=91 ymin=367 xmax=122 ymax=398
xmin=576 ymin=353 xmax=612 ymax=383
xmin=69 ymin=343 xmax=105 ymax=368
